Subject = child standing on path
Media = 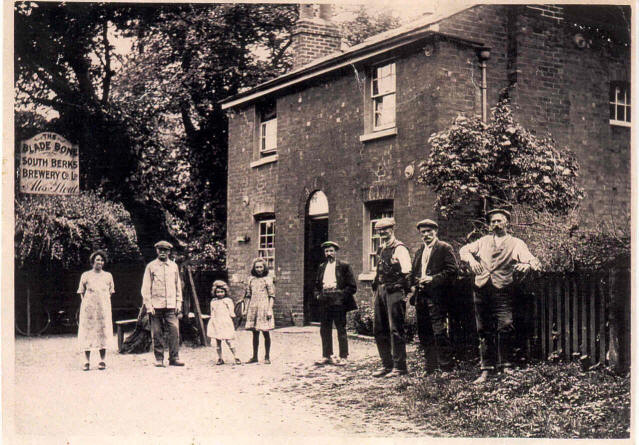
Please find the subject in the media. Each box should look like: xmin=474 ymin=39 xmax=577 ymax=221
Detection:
xmin=244 ymin=258 xmax=275 ymax=364
xmin=208 ymin=280 xmax=241 ymax=365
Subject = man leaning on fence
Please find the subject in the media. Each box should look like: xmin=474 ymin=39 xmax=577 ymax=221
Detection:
xmin=459 ymin=209 xmax=540 ymax=383
xmin=141 ymin=240 xmax=185 ymax=367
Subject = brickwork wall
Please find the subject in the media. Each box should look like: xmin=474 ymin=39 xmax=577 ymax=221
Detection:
xmin=439 ymin=5 xmax=631 ymax=224
xmin=291 ymin=19 xmax=341 ymax=70
xmin=226 ymin=5 xmax=630 ymax=325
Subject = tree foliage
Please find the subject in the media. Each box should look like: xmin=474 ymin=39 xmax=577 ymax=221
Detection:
xmin=14 ymin=3 xmax=297 ymax=270
xmin=339 ymin=6 xmax=402 ymax=47
xmin=418 ymin=100 xmax=585 ymax=218
xmin=112 ymin=4 xmax=297 ymax=264
xmin=15 ymin=192 xmax=141 ymax=270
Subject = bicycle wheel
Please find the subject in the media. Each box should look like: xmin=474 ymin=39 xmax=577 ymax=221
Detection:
xmin=15 ymin=292 xmax=51 ymax=336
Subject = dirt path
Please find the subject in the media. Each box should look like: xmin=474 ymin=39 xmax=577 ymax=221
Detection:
xmin=11 ymin=326 xmax=431 ymax=443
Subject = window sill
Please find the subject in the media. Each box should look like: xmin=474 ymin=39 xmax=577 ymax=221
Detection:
xmin=359 ymin=127 xmax=397 ymax=143
xmin=358 ymin=272 xmax=376 ymax=281
xmin=250 ymin=154 xmax=278 ymax=168
xmin=610 ymin=120 xmax=631 ymax=128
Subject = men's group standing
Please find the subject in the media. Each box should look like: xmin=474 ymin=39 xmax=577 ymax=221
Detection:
xmin=359 ymin=209 xmax=540 ymax=382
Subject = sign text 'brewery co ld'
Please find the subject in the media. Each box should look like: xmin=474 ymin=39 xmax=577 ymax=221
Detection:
xmin=20 ymin=132 xmax=79 ymax=195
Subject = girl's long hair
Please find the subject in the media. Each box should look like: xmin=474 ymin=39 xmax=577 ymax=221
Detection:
xmin=250 ymin=257 xmax=269 ymax=277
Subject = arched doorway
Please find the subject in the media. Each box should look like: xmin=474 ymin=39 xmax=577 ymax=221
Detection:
xmin=304 ymin=191 xmax=329 ymax=323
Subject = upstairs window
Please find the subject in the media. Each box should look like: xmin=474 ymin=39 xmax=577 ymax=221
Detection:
xmin=610 ymin=82 xmax=630 ymax=127
xmin=371 ymin=63 xmax=396 ymax=131
xmin=259 ymin=100 xmax=277 ymax=154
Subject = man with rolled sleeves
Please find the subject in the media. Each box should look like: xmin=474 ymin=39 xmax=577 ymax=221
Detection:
xmin=371 ymin=218 xmax=412 ymax=378
xmin=409 ymin=219 xmax=458 ymax=372
xmin=141 ymin=240 xmax=185 ymax=367
xmin=314 ymin=241 xmax=357 ymax=366
xmin=459 ymin=209 xmax=540 ymax=383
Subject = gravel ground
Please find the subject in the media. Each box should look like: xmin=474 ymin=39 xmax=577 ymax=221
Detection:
xmin=11 ymin=326 xmax=431 ymax=443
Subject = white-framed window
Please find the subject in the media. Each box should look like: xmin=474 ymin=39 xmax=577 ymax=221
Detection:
xmin=257 ymin=219 xmax=275 ymax=271
xmin=259 ymin=100 xmax=277 ymax=154
xmin=364 ymin=201 xmax=393 ymax=272
xmin=610 ymin=82 xmax=630 ymax=127
xmin=371 ymin=62 xmax=396 ymax=131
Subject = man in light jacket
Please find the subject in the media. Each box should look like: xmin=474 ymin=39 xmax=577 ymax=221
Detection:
xmin=459 ymin=209 xmax=540 ymax=383
xmin=141 ymin=240 xmax=184 ymax=367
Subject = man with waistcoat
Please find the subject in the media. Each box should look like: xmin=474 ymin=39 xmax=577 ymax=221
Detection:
xmin=459 ymin=209 xmax=540 ymax=383
xmin=371 ymin=218 xmax=412 ymax=378
xmin=314 ymin=241 xmax=357 ymax=366
xmin=141 ymin=240 xmax=185 ymax=367
xmin=409 ymin=219 xmax=458 ymax=372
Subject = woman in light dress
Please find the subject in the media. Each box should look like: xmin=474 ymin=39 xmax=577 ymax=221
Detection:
xmin=77 ymin=250 xmax=114 ymax=371
xmin=243 ymin=258 xmax=275 ymax=364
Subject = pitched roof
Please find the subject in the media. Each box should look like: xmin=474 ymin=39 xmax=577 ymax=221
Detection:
xmin=221 ymin=2 xmax=477 ymax=110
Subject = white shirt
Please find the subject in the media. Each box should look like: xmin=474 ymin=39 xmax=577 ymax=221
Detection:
xmin=383 ymin=237 xmax=412 ymax=274
xmin=322 ymin=260 xmax=337 ymax=289
xmin=421 ymin=238 xmax=438 ymax=278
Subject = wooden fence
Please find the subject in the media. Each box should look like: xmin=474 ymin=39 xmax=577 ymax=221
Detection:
xmin=447 ymin=267 xmax=630 ymax=372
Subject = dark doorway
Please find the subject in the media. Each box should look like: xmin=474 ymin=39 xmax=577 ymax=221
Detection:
xmin=304 ymin=191 xmax=329 ymax=323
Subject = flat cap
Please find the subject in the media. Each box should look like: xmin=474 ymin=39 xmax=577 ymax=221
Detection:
xmin=416 ymin=218 xmax=438 ymax=230
xmin=486 ymin=208 xmax=511 ymax=221
xmin=321 ymin=241 xmax=340 ymax=250
xmin=154 ymin=240 xmax=174 ymax=249
xmin=374 ymin=217 xmax=396 ymax=230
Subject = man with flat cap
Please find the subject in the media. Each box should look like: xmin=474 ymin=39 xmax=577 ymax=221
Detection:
xmin=141 ymin=240 xmax=185 ymax=367
xmin=371 ymin=217 xmax=412 ymax=377
xmin=459 ymin=209 xmax=540 ymax=383
xmin=314 ymin=241 xmax=357 ymax=366
xmin=409 ymin=219 xmax=458 ymax=372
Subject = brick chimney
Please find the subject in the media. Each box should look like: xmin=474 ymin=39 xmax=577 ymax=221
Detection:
xmin=291 ymin=4 xmax=341 ymax=70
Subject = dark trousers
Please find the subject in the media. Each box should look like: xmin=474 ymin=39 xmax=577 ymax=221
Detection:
xmin=416 ymin=290 xmax=453 ymax=370
xmin=374 ymin=285 xmax=407 ymax=371
xmin=150 ymin=308 xmax=180 ymax=362
xmin=319 ymin=306 xmax=348 ymax=359
xmin=473 ymin=282 xmax=515 ymax=370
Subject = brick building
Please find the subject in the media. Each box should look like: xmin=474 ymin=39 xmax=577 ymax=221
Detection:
xmin=221 ymin=4 xmax=630 ymax=326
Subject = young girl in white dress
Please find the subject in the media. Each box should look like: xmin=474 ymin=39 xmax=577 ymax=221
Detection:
xmin=208 ymin=280 xmax=241 ymax=365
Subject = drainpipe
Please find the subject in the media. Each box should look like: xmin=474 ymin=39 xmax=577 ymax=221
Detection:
xmin=478 ymin=48 xmax=491 ymax=123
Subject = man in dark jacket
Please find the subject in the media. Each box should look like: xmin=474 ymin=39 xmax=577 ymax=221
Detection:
xmin=314 ymin=241 xmax=357 ymax=366
xmin=409 ymin=219 xmax=458 ymax=371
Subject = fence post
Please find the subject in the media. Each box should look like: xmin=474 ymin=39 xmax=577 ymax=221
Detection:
xmin=607 ymin=267 xmax=627 ymax=374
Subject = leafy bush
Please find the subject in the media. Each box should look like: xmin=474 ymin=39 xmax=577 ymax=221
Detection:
xmin=418 ymin=99 xmax=584 ymax=218
xmin=349 ymin=299 xmax=374 ymax=336
xmin=348 ymin=297 xmax=417 ymax=343
xmin=15 ymin=192 xmax=141 ymax=270
xmin=510 ymin=206 xmax=630 ymax=272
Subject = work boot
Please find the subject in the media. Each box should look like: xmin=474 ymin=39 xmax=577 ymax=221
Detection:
xmin=372 ymin=367 xmax=392 ymax=377
xmin=169 ymin=360 xmax=185 ymax=366
xmin=473 ymin=370 xmax=490 ymax=384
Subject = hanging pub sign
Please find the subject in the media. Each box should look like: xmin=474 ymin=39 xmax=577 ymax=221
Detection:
xmin=19 ymin=132 xmax=79 ymax=195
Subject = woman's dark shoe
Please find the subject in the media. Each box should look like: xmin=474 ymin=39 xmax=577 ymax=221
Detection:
xmin=264 ymin=358 xmax=271 ymax=364
xmin=216 ymin=358 xmax=225 ymax=365
xmin=98 ymin=361 xmax=106 ymax=370
xmin=234 ymin=358 xmax=242 ymax=365
xmin=82 ymin=362 xmax=90 ymax=371
xmin=247 ymin=357 xmax=258 ymax=364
